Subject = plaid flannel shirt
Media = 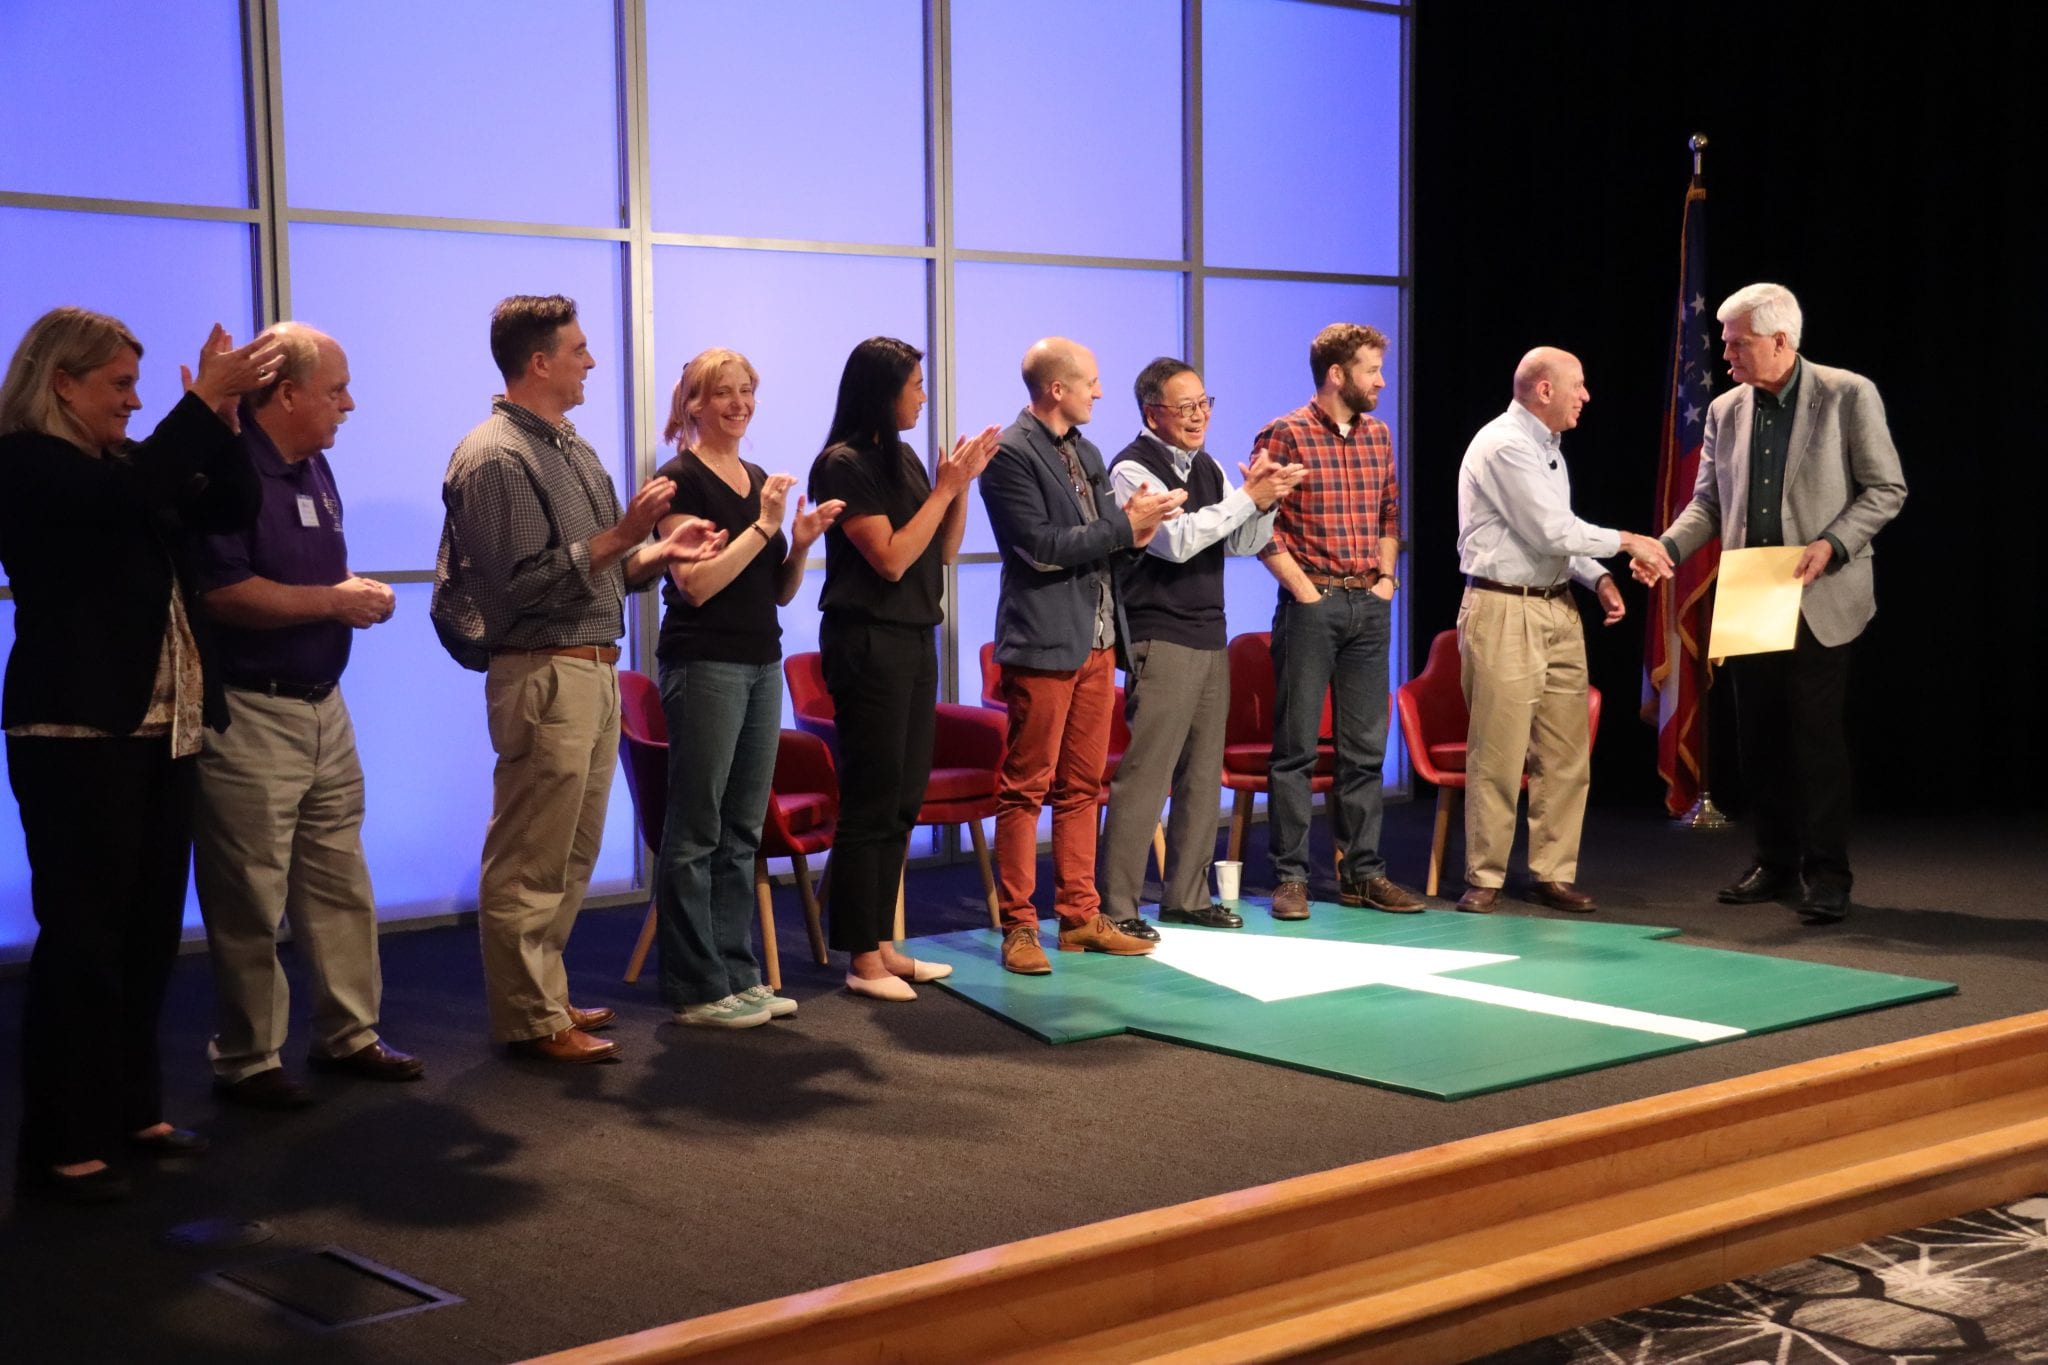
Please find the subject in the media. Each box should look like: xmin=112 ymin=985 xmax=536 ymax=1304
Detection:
xmin=1255 ymin=400 xmax=1401 ymax=577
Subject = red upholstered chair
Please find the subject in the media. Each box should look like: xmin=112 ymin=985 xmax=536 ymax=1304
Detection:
xmin=977 ymin=642 xmax=1165 ymax=878
xmin=1222 ymin=631 xmax=1339 ymax=876
xmin=1396 ymin=628 xmax=1604 ymax=896
xmin=784 ymin=651 xmax=1004 ymax=937
xmin=618 ymin=671 xmax=832 ymax=988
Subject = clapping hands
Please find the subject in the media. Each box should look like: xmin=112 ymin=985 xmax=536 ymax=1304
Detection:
xmin=1239 ymin=447 xmax=1307 ymax=511
xmin=936 ymin=426 xmax=1001 ymax=495
xmin=182 ymin=324 xmax=286 ymax=433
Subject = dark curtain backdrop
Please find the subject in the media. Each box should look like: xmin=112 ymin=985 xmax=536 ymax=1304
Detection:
xmin=1410 ymin=0 xmax=2046 ymax=817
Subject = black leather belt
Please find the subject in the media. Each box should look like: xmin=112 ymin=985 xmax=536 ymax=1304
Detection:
xmin=1467 ymin=577 xmax=1569 ymax=599
xmin=227 ymin=678 xmax=337 ymax=703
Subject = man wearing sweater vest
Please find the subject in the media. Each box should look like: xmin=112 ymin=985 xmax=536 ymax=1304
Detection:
xmin=1099 ymin=358 xmax=1304 ymax=929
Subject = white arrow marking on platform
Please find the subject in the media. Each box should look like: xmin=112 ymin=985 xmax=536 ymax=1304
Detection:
xmin=1146 ymin=926 xmax=1744 ymax=1042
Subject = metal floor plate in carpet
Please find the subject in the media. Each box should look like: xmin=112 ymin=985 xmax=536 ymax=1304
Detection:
xmin=1474 ymin=1194 xmax=2048 ymax=1364
xmin=912 ymin=899 xmax=1955 ymax=1098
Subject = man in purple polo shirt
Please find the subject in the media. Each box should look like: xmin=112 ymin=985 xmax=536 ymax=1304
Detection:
xmin=191 ymin=323 xmax=422 ymax=1110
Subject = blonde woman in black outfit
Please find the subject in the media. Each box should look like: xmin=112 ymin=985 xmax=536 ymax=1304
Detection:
xmin=807 ymin=337 xmax=998 ymax=1001
xmin=0 ymin=307 xmax=279 ymax=1203
xmin=651 ymin=348 xmax=842 ymax=1029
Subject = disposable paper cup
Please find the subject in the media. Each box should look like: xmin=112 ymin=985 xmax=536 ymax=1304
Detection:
xmin=1213 ymin=860 xmax=1243 ymax=902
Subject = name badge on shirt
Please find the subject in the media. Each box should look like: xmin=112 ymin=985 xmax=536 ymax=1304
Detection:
xmin=296 ymin=494 xmax=320 ymax=528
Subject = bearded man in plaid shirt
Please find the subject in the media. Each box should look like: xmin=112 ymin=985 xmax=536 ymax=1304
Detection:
xmin=1255 ymin=323 xmax=1425 ymax=920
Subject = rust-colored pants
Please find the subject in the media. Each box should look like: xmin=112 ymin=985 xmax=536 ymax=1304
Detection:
xmin=995 ymin=648 xmax=1115 ymax=932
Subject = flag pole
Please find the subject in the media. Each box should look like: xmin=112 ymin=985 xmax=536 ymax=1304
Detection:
xmin=1674 ymin=132 xmax=1729 ymax=830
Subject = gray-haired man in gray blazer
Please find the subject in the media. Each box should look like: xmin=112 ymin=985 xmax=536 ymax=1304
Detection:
xmin=1641 ymin=283 xmax=1906 ymax=924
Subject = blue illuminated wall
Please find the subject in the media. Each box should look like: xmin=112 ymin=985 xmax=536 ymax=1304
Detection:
xmin=0 ymin=0 xmax=1410 ymax=959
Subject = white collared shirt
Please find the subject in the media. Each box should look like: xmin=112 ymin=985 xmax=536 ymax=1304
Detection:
xmin=1456 ymin=400 xmax=1620 ymax=589
xmin=1109 ymin=432 xmax=1276 ymax=563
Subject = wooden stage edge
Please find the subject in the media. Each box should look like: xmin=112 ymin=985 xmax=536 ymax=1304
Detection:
xmin=526 ymin=1012 xmax=2048 ymax=1365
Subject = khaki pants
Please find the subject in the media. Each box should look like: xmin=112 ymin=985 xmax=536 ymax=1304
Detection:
xmin=479 ymin=654 xmax=620 ymax=1042
xmin=1457 ymin=588 xmax=1591 ymax=889
xmin=194 ymin=689 xmax=382 ymax=1083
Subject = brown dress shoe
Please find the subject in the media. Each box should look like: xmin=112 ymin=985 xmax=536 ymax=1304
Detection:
xmin=1456 ymin=885 xmax=1500 ymax=913
xmin=1001 ymin=926 xmax=1052 ymax=975
xmin=1056 ymin=915 xmax=1157 ymax=956
xmin=214 ymin=1067 xmax=316 ymax=1110
xmin=506 ymin=1027 xmax=619 ymax=1064
xmin=308 ymin=1040 xmax=424 ymax=1082
xmin=1341 ymin=876 xmax=1425 ymax=913
xmin=1528 ymin=880 xmax=1598 ymax=913
xmin=1270 ymin=881 xmax=1311 ymax=920
xmin=567 ymin=1004 xmax=617 ymax=1033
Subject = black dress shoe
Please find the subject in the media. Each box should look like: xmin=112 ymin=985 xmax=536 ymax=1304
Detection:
xmin=1107 ymin=916 xmax=1161 ymax=942
xmin=308 ymin=1040 xmax=425 ymax=1082
xmin=214 ymin=1068 xmax=316 ymax=1110
xmin=1159 ymin=904 xmax=1245 ymax=929
xmin=1718 ymin=863 xmax=1801 ymax=904
xmin=128 ymin=1126 xmax=210 ymax=1158
xmin=1799 ymin=884 xmax=1851 ymax=924
xmin=15 ymin=1164 xmax=132 ymax=1205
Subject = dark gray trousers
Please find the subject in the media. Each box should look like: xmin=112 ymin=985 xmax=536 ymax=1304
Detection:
xmin=1099 ymin=639 xmax=1230 ymax=917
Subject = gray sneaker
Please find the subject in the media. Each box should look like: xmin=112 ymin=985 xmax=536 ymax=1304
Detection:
xmin=735 ymin=984 xmax=798 ymax=1018
xmin=674 ymin=994 xmax=772 ymax=1029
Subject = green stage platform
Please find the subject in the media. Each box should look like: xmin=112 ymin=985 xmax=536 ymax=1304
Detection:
xmin=913 ymin=900 xmax=1955 ymax=1099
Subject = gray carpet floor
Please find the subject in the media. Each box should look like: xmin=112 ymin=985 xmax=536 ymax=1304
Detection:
xmin=1 ymin=801 xmax=2043 ymax=1364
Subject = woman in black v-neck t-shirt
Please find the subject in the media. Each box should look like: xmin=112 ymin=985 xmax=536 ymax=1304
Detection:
xmin=806 ymin=336 xmax=999 ymax=1002
xmin=650 ymin=350 xmax=840 ymax=1027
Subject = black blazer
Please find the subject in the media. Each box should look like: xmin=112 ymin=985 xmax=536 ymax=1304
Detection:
xmin=980 ymin=410 xmax=1138 ymax=672
xmin=0 ymin=392 xmax=259 ymax=734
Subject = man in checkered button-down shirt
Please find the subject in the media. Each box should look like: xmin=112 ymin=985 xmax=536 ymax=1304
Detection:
xmin=1254 ymin=322 xmax=1425 ymax=922
xmin=432 ymin=295 xmax=723 ymax=1065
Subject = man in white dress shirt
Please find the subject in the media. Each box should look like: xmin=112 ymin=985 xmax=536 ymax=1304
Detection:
xmin=1453 ymin=348 xmax=1671 ymax=914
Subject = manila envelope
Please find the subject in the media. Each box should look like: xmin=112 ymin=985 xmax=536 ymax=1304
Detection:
xmin=1707 ymin=546 xmax=1805 ymax=659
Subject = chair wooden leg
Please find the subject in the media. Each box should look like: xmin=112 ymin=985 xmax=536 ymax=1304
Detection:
xmin=793 ymin=849 xmax=827 ymax=965
xmin=1334 ymin=847 xmax=1344 ymax=886
xmin=894 ymin=856 xmax=908 ymax=944
xmin=625 ymin=900 xmax=658 ymax=984
xmin=1151 ymin=822 xmax=1168 ymax=883
xmin=1428 ymin=786 xmax=1457 ymax=897
xmin=1227 ymin=789 xmax=1251 ymax=864
xmin=967 ymin=818 xmax=999 ymax=930
xmin=754 ymin=856 xmax=782 ymax=990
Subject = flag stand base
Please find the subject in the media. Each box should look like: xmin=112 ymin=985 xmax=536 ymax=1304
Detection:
xmin=1673 ymin=794 xmax=1731 ymax=830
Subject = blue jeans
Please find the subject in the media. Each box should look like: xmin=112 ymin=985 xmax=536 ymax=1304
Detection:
xmin=654 ymin=659 xmax=782 ymax=1008
xmin=1267 ymin=588 xmax=1392 ymax=886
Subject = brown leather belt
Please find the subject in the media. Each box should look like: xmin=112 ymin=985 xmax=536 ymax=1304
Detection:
xmin=1467 ymin=576 xmax=1569 ymax=599
xmin=495 ymin=644 xmax=621 ymax=664
xmin=1303 ymin=569 xmax=1382 ymax=590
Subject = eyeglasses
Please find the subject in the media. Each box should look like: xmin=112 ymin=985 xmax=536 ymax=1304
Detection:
xmin=1146 ymin=395 xmax=1216 ymax=421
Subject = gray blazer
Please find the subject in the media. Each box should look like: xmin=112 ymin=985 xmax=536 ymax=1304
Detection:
xmin=981 ymin=410 xmax=1137 ymax=672
xmin=1663 ymin=359 xmax=1906 ymax=647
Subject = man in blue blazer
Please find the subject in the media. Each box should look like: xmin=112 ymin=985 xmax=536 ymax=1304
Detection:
xmin=981 ymin=337 xmax=1185 ymax=975
xmin=1643 ymin=283 xmax=1906 ymax=924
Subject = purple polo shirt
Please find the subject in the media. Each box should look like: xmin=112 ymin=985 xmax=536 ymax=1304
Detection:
xmin=192 ymin=406 xmax=354 ymax=685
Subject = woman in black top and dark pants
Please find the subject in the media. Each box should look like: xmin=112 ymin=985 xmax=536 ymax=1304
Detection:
xmin=0 ymin=307 xmax=277 ymax=1202
xmin=651 ymin=348 xmax=840 ymax=1027
xmin=807 ymin=337 xmax=997 ymax=1001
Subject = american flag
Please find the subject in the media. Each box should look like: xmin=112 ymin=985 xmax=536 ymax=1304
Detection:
xmin=1642 ymin=174 xmax=1717 ymax=817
